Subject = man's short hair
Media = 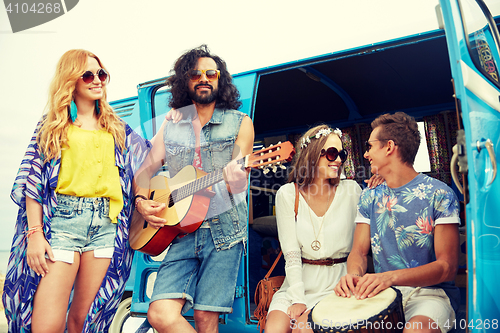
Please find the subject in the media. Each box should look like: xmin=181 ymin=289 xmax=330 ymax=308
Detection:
xmin=371 ymin=112 xmax=421 ymax=165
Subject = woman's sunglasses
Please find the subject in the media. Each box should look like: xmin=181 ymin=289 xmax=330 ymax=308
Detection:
xmin=189 ymin=69 xmax=220 ymax=81
xmin=320 ymin=147 xmax=348 ymax=163
xmin=81 ymin=69 xmax=108 ymax=84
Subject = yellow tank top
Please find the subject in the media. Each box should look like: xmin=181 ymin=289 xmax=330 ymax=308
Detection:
xmin=56 ymin=125 xmax=123 ymax=223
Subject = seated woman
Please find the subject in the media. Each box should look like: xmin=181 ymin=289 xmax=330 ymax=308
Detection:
xmin=265 ymin=125 xmax=380 ymax=333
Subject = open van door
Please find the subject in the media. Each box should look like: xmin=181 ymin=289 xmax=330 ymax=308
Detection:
xmin=438 ymin=0 xmax=500 ymax=329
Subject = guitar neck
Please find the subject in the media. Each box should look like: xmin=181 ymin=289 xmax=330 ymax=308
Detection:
xmin=172 ymin=156 xmax=246 ymax=203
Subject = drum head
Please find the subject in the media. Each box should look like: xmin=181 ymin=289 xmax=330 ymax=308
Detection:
xmin=311 ymin=287 xmax=397 ymax=329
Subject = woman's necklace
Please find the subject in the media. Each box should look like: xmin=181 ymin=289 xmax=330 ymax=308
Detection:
xmin=306 ymin=188 xmax=332 ymax=251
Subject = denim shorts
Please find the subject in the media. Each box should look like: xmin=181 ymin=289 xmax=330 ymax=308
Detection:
xmin=49 ymin=193 xmax=117 ymax=264
xmin=150 ymin=228 xmax=243 ymax=314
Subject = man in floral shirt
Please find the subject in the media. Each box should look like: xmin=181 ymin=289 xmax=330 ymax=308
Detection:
xmin=335 ymin=112 xmax=460 ymax=333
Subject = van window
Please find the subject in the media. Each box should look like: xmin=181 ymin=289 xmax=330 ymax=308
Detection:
xmin=152 ymin=85 xmax=171 ymax=136
xmin=415 ymin=121 xmax=432 ymax=173
xmin=460 ymin=0 xmax=500 ymax=87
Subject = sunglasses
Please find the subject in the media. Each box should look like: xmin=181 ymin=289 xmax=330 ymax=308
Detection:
xmin=189 ymin=69 xmax=220 ymax=81
xmin=81 ymin=69 xmax=108 ymax=84
xmin=320 ymin=147 xmax=348 ymax=163
xmin=365 ymin=140 xmax=379 ymax=152
xmin=365 ymin=139 xmax=393 ymax=151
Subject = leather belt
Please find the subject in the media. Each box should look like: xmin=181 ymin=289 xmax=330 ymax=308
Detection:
xmin=301 ymin=257 xmax=348 ymax=266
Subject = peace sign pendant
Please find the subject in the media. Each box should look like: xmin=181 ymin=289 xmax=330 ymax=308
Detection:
xmin=311 ymin=240 xmax=321 ymax=251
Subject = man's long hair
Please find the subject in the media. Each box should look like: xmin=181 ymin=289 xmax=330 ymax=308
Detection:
xmin=166 ymin=45 xmax=242 ymax=110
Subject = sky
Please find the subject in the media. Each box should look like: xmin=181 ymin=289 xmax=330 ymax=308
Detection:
xmin=1 ymin=0 xmax=499 ymax=252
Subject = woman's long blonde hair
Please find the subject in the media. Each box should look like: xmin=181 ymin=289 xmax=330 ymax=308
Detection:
xmin=37 ymin=49 xmax=125 ymax=162
xmin=288 ymin=124 xmax=342 ymax=187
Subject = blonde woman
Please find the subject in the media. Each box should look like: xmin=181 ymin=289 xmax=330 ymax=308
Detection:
xmin=2 ymin=50 xmax=150 ymax=332
xmin=265 ymin=125 xmax=381 ymax=333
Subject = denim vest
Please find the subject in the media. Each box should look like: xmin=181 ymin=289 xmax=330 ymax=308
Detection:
xmin=163 ymin=107 xmax=248 ymax=251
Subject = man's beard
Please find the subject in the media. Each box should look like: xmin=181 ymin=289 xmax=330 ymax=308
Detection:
xmin=189 ymin=84 xmax=218 ymax=105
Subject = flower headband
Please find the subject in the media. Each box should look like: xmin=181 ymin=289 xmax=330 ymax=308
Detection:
xmin=300 ymin=128 xmax=342 ymax=149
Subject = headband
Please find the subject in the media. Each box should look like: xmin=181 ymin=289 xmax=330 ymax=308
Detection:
xmin=300 ymin=128 xmax=342 ymax=149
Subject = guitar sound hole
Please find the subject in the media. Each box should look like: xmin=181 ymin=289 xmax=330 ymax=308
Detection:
xmin=168 ymin=193 xmax=175 ymax=208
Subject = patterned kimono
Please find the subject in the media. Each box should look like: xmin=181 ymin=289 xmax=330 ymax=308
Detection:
xmin=2 ymin=118 xmax=151 ymax=332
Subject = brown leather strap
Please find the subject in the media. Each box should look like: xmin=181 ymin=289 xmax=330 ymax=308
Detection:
xmin=294 ymin=182 xmax=299 ymax=221
xmin=264 ymin=251 xmax=282 ymax=279
xmin=301 ymin=257 xmax=348 ymax=266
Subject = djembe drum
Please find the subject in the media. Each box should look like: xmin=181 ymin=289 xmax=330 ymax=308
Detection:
xmin=308 ymin=287 xmax=404 ymax=333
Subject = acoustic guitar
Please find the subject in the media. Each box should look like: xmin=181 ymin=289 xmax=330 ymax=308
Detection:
xmin=129 ymin=141 xmax=295 ymax=256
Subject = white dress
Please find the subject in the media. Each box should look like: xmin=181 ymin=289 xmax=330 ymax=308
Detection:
xmin=268 ymin=180 xmax=361 ymax=313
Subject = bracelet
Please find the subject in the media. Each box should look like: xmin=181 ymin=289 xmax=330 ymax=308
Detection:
xmin=27 ymin=224 xmax=42 ymax=231
xmin=27 ymin=229 xmax=42 ymax=239
xmin=351 ymin=273 xmax=362 ymax=277
xmin=25 ymin=225 xmax=43 ymax=239
xmin=134 ymin=194 xmax=148 ymax=207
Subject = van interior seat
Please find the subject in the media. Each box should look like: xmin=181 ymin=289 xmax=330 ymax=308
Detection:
xmin=251 ymin=215 xmax=278 ymax=237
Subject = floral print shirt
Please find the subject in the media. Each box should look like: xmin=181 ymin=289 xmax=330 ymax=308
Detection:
xmin=356 ymin=173 xmax=460 ymax=310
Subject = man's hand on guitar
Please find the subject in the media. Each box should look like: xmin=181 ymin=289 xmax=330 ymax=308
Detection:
xmin=223 ymin=160 xmax=248 ymax=194
xmin=136 ymin=200 xmax=167 ymax=229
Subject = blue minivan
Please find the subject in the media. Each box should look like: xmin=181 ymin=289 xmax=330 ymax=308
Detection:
xmin=109 ymin=1 xmax=500 ymax=332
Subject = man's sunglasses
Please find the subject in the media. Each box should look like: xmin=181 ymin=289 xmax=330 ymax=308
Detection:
xmin=320 ymin=147 xmax=348 ymax=163
xmin=365 ymin=139 xmax=393 ymax=151
xmin=189 ymin=69 xmax=220 ymax=81
xmin=81 ymin=69 xmax=108 ymax=84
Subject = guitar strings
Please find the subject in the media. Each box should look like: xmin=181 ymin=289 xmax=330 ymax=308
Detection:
xmin=147 ymin=169 xmax=225 ymax=205
xmin=146 ymin=154 xmax=281 ymax=205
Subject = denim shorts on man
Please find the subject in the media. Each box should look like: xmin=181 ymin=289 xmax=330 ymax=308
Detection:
xmin=49 ymin=193 xmax=117 ymax=263
xmin=150 ymin=228 xmax=243 ymax=314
